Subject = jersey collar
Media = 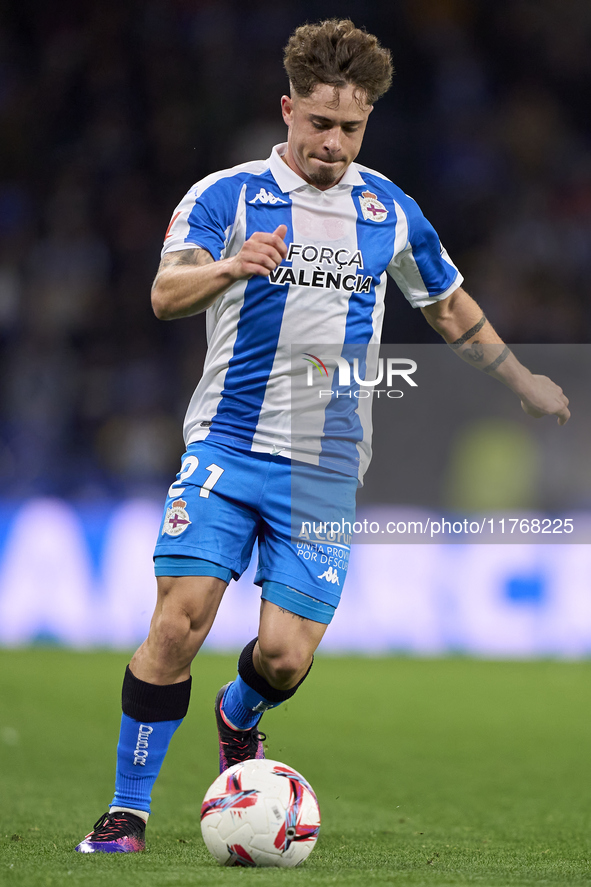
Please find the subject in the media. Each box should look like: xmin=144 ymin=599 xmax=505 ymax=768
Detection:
xmin=269 ymin=142 xmax=365 ymax=192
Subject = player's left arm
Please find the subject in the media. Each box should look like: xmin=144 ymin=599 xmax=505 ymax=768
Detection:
xmin=421 ymin=286 xmax=571 ymax=425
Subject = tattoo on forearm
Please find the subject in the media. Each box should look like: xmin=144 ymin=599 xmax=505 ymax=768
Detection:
xmin=158 ymin=248 xmax=214 ymax=270
xmin=463 ymin=342 xmax=484 ymax=363
xmin=448 ymin=314 xmax=511 ymax=373
xmin=483 ymin=345 xmax=511 ymax=374
xmin=450 ymin=315 xmax=487 ymax=348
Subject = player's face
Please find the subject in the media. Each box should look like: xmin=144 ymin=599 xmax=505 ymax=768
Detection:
xmin=281 ymin=84 xmax=373 ymax=190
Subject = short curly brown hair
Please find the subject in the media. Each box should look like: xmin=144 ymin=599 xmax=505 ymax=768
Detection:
xmin=283 ymin=19 xmax=394 ymax=106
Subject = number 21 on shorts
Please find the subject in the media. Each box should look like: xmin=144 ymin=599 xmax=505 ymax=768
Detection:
xmin=168 ymin=455 xmax=224 ymax=499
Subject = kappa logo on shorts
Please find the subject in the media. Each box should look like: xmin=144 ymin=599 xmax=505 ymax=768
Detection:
xmin=162 ymin=498 xmax=192 ymax=537
xmin=249 ymin=187 xmax=288 ymax=205
xmin=359 ymin=190 xmax=388 ymax=222
xmin=318 ymin=566 xmax=340 ymax=585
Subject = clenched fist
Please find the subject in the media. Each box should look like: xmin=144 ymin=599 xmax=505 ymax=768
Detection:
xmin=228 ymin=225 xmax=288 ymax=279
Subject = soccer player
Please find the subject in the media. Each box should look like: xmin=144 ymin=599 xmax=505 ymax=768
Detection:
xmin=75 ymin=19 xmax=570 ymax=853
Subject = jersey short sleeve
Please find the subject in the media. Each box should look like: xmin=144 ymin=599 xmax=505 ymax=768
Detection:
xmin=387 ymin=195 xmax=463 ymax=308
xmin=160 ymin=165 xmax=264 ymax=260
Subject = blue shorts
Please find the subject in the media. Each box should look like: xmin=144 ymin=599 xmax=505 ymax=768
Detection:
xmin=153 ymin=440 xmax=357 ymax=624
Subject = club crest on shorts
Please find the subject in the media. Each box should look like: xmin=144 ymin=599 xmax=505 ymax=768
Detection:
xmin=162 ymin=498 xmax=191 ymax=536
xmin=359 ymin=190 xmax=388 ymax=222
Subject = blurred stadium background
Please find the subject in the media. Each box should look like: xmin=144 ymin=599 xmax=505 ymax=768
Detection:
xmin=1 ymin=0 xmax=590 ymax=655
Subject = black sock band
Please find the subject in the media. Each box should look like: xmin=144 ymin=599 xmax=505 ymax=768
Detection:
xmin=121 ymin=665 xmax=192 ymax=722
xmin=238 ymin=637 xmax=313 ymax=704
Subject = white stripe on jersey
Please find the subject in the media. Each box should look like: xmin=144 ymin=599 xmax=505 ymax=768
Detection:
xmin=184 ymin=277 xmax=250 ymax=445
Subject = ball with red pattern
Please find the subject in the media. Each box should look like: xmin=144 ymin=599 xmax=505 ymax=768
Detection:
xmin=200 ymin=759 xmax=320 ymax=867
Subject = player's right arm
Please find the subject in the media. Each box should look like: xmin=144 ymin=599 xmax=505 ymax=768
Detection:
xmin=151 ymin=225 xmax=288 ymax=320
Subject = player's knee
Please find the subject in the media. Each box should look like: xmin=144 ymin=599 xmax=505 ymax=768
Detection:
xmin=150 ymin=610 xmax=191 ymax=655
xmin=156 ymin=576 xmax=222 ymax=636
xmin=257 ymin=645 xmax=311 ymax=689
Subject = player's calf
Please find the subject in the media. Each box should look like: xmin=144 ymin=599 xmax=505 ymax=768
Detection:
xmin=75 ymin=665 xmax=191 ymax=853
xmin=215 ymin=638 xmax=314 ymax=773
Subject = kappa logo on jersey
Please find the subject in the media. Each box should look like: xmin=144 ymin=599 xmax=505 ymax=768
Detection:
xmin=249 ymin=187 xmax=288 ymax=205
xmin=359 ymin=190 xmax=388 ymax=222
xmin=318 ymin=566 xmax=340 ymax=585
xmin=162 ymin=498 xmax=192 ymax=536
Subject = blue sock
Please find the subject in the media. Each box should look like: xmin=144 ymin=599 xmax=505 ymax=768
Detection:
xmin=221 ymin=675 xmax=280 ymax=730
xmin=110 ymin=713 xmax=182 ymax=814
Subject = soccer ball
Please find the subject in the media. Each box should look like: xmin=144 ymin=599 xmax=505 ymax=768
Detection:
xmin=200 ymin=758 xmax=320 ymax=867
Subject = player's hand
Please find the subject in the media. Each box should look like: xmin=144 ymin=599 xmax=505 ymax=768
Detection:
xmin=520 ymin=374 xmax=570 ymax=425
xmin=229 ymin=225 xmax=288 ymax=279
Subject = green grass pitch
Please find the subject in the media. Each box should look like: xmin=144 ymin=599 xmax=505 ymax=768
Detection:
xmin=1 ymin=650 xmax=591 ymax=886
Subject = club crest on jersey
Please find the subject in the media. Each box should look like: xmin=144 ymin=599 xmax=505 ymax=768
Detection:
xmin=162 ymin=499 xmax=191 ymax=537
xmin=359 ymin=190 xmax=388 ymax=222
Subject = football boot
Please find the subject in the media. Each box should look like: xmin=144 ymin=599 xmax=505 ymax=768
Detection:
xmin=75 ymin=811 xmax=146 ymax=853
xmin=215 ymin=682 xmax=266 ymax=774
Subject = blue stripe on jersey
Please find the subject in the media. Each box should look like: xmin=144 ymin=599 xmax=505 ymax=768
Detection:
xmin=405 ymin=203 xmax=458 ymax=296
xmin=382 ymin=180 xmax=458 ymax=297
xmin=185 ymin=173 xmax=252 ymax=259
xmin=316 ymin=342 xmax=366 ymax=475
xmin=207 ymin=171 xmax=294 ymax=446
xmin=318 ymin=179 xmax=397 ymax=474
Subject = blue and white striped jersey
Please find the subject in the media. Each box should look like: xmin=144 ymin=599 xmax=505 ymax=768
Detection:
xmin=162 ymin=143 xmax=463 ymax=483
